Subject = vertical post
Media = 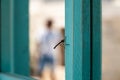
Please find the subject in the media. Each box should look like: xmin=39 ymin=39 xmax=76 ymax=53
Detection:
xmin=82 ymin=0 xmax=91 ymax=80
xmin=65 ymin=0 xmax=73 ymax=80
xmin=0 ymin=0 xmax=1 ymax=72
xmin=92 ymin=0 xmax=101 ymax=80
xmin=1 ymin=0 xmax=30 ymax=76
xmin=13 ymin=0 xmax=30 ymax=76
xmin=1 ymin=0 xmax=13 ymax=73
xmin=66 ymin=0 xmax=92 ymax=80
xmin=73 ymin=0 xmax=82 ymax=80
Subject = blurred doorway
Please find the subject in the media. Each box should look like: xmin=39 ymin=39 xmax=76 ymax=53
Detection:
xmin=29 ymin=0 xmax=65 ymax=80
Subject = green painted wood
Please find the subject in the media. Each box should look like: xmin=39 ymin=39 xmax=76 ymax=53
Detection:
xmin=66 ymin=0 xmax=92 ymax=80
xmin=65 ymin=0 xmax=73 ymax=80
xmin=82 ymin=0 xmax=91 ymax=80
xmin=1 ymin=75 xmax=22 ymax=80
xmin=73 ymin=0 xmax=82 ymax=80
xmin=0 ymin=73 xmax=35 ymax=80
xmin=0 ymin=0 xmax=1 ymax=72
xmin=1 ymin=0 xmax=101 ymax=79
xmin=13 ymin=0 xmax=30 ymax=76
xmin=1 ymin=0 xmax=30 ymax=77
xmin=1 ymin=0 xmax=13 ymax=73
xmin=92 ymin=0 xmax=101 ymax=80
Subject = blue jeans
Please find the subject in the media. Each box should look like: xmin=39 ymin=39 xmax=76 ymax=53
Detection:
xmin=38 ymin=54 xmax=54 ymax=74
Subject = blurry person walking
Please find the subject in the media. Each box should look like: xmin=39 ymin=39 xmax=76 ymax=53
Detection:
xmin=37 ymin=19 xmax=60 ymax=80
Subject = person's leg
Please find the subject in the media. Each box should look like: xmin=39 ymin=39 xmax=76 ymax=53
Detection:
xmin=38 ymin=55 xmax=46 ymax=77
xmin=49 ymin=56 xmax=56 ymax=80
xmin=41 ymin=54 xmax=55 ymax=80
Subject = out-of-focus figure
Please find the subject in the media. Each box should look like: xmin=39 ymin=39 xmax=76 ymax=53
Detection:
xmin=37 ymin=19 xmax=61 ymax=80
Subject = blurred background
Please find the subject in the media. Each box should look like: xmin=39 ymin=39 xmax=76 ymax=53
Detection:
xmin=102 ymin=0 xmax=120 ymax=80
xmin=29 ymin=0 xmax=120 ymax=80
xmin=29 ymin=0 xmax=65 ymax=80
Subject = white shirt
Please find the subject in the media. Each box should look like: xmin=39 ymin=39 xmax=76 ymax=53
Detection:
xmin=39 ymin=29 xmax=61 ymax=57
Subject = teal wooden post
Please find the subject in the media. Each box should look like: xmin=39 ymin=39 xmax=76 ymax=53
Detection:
xmin=1 ymin=0 xmax=101 ymax=79
xmin=0 ymin=73 xmax=35 ymax=80
xmin=73 ymin=0 xmax=83 ymax=80
xmin=92 ymin=0 xmax=101 ymax=80
xmin=66 ymin=0 xmax=92 ymax=80
xmin=1 ymin=0 xmax=30 ymax=76
xmin=65 ymin=0 xmax=73 ymax=80
xmin=82 ymin=0 xmax=91 ymax=80
xmin=13 ymin=0 xmax=30 ymax=76
xmin=1 ymin=0 xmax=13 ymax=73
xmin=0 ymin=0 xmax=1 ymax=72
